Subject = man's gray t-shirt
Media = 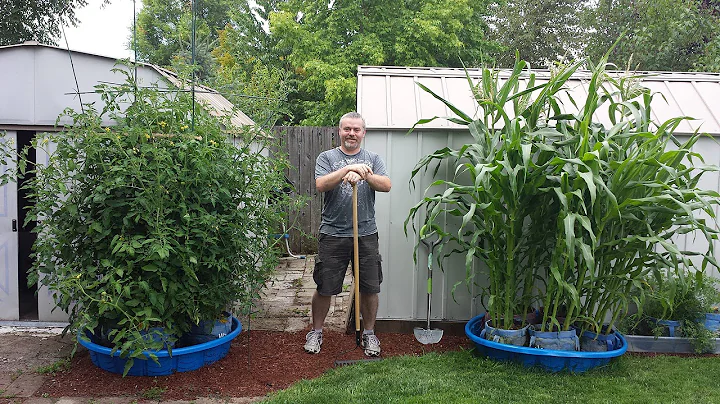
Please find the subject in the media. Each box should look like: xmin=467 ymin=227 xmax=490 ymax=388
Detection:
xmin=315 ymin=147 xmax=388 ymax=237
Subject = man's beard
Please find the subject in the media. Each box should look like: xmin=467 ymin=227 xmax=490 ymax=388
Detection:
xmin=343 ymin=139 xmax=359 ymax=151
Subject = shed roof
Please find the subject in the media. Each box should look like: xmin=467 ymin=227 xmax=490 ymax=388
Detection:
xmin=0 ymin=42 xmax=254 ymax=128
xmin=357 ymin=65 xmax=720 ymax=135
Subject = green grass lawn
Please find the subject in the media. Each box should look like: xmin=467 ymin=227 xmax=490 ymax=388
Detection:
xmin=263 ymin=350 xmax=720 ymax=403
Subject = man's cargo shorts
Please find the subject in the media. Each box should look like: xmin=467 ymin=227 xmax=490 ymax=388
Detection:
xmin=314 ymin=232 xmax=383 ymax=296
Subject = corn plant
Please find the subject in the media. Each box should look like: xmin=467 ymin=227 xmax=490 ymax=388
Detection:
xmin=406 ymin=53 xmax=720 ymax=334
xmin=405 ymin=57 xmax=582 ymax=329
xmin=541 ymin=61 xmax=720 ymax=334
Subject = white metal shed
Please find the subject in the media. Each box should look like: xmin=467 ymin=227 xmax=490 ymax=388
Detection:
xmin=357 ymin=65 xmax=720 ymax=323
xmin=0 ymin=42 xmax=253 ymax=322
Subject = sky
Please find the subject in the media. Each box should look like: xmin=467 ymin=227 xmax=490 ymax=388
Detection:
xmin=59 ymin=0 xmax=141 ymax=60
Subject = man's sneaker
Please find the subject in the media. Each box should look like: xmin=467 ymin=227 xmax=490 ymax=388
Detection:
xmin=304 ymin=330 xmax=322 ymax=354
xmin=361 ymin=333 xmax=381 ymax=357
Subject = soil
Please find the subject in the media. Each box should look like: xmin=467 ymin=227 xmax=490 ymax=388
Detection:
xmin=36 ymin=329 xmax=472 ymax=401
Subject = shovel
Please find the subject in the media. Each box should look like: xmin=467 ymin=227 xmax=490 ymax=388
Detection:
xmin=414 ymin=234 xmax=444 ymax=344
xmin=352 ymin=182 xmax=362 ymax=347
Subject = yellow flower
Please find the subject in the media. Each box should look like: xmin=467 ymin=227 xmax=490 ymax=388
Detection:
xmin=145 ymin=134 xmax=151 ymax=139
xmin=159 ymin=121 xmax=167 ymax=127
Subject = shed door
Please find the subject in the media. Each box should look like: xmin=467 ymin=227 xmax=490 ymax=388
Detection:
xmin=35 ymin=136 xmax=68 ymax=321
xmin=0 ymin=131 xmax=19 ymax=320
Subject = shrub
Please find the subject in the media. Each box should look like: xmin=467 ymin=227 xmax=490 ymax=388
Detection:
xmin=24 ymin=64 xmax=295 ymax=373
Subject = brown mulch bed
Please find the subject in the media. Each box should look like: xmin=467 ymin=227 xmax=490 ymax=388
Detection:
xmin=36 ymin=329 xmax=472 ymax=401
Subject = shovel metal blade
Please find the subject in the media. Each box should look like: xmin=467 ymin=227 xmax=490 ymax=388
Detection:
xmin=413 ymin=326 xmax=444 ymax=344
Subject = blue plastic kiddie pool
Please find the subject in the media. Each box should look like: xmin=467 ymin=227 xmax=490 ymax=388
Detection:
xmin=465 ymin=313 xmax=627 ymax=373
xmin=79 ymin=316 xmax=242 ymax=376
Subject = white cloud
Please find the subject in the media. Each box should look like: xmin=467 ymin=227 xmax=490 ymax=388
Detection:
xmin=60 ymin=0 xmax=141 ymax=60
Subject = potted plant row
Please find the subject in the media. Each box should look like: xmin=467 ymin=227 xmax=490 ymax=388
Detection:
xmin=14 ymin=64 xmax=297 ymax=375
xmin=620 ymin=269 xmax=720 ymax=354
xmin=405 ymin=51 xmax=720 ymax=367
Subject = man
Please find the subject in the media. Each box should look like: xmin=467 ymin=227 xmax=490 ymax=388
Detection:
xmin=304 ymin=111 xmax=392 ymax=357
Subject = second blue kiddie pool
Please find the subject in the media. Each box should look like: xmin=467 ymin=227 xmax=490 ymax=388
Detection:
xmin=465 ymin=314 xmax=627 ymax=373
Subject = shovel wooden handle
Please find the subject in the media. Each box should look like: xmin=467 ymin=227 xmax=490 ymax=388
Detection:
xmin=353 ymin=183 xmax=361 ymax=345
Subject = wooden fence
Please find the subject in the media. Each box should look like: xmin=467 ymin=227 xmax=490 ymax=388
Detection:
xmin=272 ymin=126 xmax=339 ymax=254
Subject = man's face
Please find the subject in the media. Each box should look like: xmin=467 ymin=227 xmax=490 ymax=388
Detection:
xmin=339 ymin=117 xmax=366 ymax=153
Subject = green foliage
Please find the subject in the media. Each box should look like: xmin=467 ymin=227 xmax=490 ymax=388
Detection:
xmin=643 ymin=271 xmax=720 ymax=321
xmin=135 ymin=0 xmax=292 ymax=125
xmin=624 ymin=270 xmax=720 ymax=353
xmin=682 ymin=320 xmax=717 ymax=354
xmin=695 ymin=34 xmax=720 ymax=72
xmin=406 ymin=54 xmax=720 ymax=333
xmin=130 ymin=0 xmax=500 ymax=125
xmin=0 ymin=0 xmax=89 ymax=46
xmin=0 ymin=136 xmax=17 ymax=185
xmin=265 ymin=350 xmax=720 ymax=403
xmin=211 ymin=38 xmax=293 ymax=126
xmin=35 ymin=359 xmax=71 ymax=374
xmin=141 ymin=386 xmax=167 ymax=400
xmin=269 ymin=0 xmax=500 ymax=125
xmin=219 ymin=0 xmax=282 ymax=70
xmin=488 ymin=0 xmax=589 ymax=68
xmin=134 ymin=0 xmax=236 ymax=80
xmin=487 ymin=0 xmax=720 ymax=71
xmin=584 ymin=0 xmax=720 ymax=71
xmin=127 ymin=0 xmax=720 ymax=131
xmin=24 ymin=63 xmax=295 ymax=374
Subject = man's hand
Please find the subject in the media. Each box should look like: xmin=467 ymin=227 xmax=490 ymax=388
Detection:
xmin=345 ymin=163 xmax=373 ymax=179
xmin=342 ymin=170 xmax=363 ymax=185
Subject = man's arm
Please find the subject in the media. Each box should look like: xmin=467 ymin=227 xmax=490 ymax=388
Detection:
xmin=316 ymin=167 xmax=349 ymax=192
xmin=365 ymin=173 xmax=391 ymax=192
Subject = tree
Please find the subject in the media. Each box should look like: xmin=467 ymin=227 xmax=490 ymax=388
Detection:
xmin=584 ymin=0 xmax=720 ymax=72
xmin=270 ymin=0 xmax=500 ymax=125
xmin=133 ymin=0 xmax=293 ymax=125
xmin=126 ymin=0 xmax=501 ymax=125
xmin=219 ymin=0 xmax=282 ymax=69
xmin=211 ymin=28 xmax=293 ymax=126
xmin=208 ymin=0 xmax=292 ymax=125
xmin=487 ymin=0 xmax=589 ymax=68
xmin=0 ymin=0 xmax=89 ymax=46
xmin=134 ymin=0 xmax=237 ymax=80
